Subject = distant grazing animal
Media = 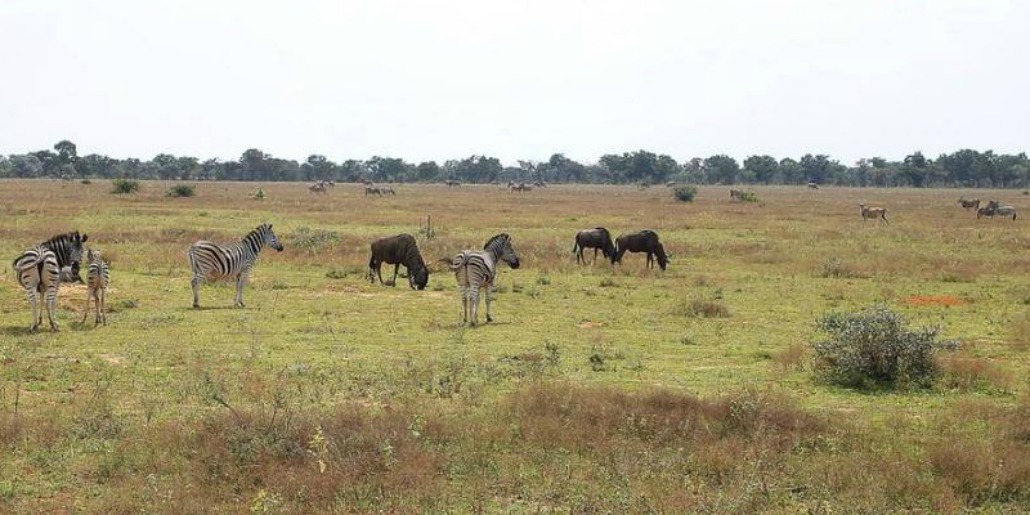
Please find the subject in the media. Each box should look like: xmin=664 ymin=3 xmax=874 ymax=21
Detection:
xmin=612 ymin=230 xmax=668 ymax=271
xmin=309 ymin=182 xmax=327 ymax=194
xmin=12 ymin=231 xmax=88 ymax=332
xmin=187 ymin=223 xmax=283 ymax=308
xmin=807 ymin=182 xmax=819 ymax=190
xmin=858 ymin=203 xmax=889 ymax=225
xmin=979 ymin=200 xmax=1017 ymax=221
xmin=445 ymin=179 xmax=461 ymax=187
xmin=380 ymin=186 xmax=396 ymax=196
xmin=365 ymin=186 xmax=382 ymax=196
xmin=572 ymin=227 xmax=616 ymax=265
xmin=510 ymin=182 xmax=532 ymax=193
xmin=448 ymin=233 xmax=520 ymax=326
xmin=958 ymin=198 xmax=980 ymax=211
xmin=82 ymin=249 xmax=109 ymax=326
xmin=368 ymin=234 xmax=429 ymax=290
xmin=533 ymin=180 xmax=546 ymax=188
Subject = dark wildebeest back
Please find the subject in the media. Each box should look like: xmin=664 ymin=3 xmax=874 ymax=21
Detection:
xmin=572 ymin=227 xmax=616 ymax=265
xmin=368 ymin=234 xmax=429 ymax=290
xmin=612 ymin=229 xmax=668 ymax=271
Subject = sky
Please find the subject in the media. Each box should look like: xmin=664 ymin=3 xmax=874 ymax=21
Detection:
xmin=1 ymin=0 xmax=1027 ymax=167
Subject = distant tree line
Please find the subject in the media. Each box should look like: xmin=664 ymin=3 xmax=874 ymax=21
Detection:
xmin=1 ymin=140 xmax=1027 ymax=188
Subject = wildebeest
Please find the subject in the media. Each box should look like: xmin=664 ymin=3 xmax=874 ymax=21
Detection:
xmin=572 ymin=227 xmax=616 ymax=265
xmin=859 ymin=203 xmax=889 ymax=224
xmin=445 ymin=179 xmax=461 ymax=187
xmin=807 ymin=182 xmax=820 ymax=190
xmin=979 ymin=200 xmax=1017 ymax=221
xmin=958 ymin=198 xmax=980 ymax=211
xmin=368 ymin=234 xmax=429 ymax=290
xmin=365 ymin=186 xmax=382 ymax=196
xmin=380 ymin=187 xmax=396 ymax=196
xmin=612 ymin=230 xmax=668 ymax=271
xmin=510 ymin=182 xmax=532 ymax=193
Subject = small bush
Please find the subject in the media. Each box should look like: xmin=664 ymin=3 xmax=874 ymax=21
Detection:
xmin=812 ymin=305 xmax=958 ymax=390
xmin=820 ymin=257 xmax=864 ymax=278
xmin=80 ymin=179 xmax=92 ymax=185
xmin=251 ymin=188 xmax=266 ymax=200
xmin=111 ymin=179 xmax=139 ymax=194
xmin=290 ymin=227 xmax=340 ymax=253
xmin=166 ymin=184 xmax=195 ymax=198
xmin=672 ymin=185 xmax=698 ymax=202
xmin=737 ymin=191 xmax=759 ymax=202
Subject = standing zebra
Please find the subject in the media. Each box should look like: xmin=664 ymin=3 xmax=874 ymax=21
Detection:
xmin=448 ymin=233 xmax=520 ymax=326
xmin=82 ymin=249 xmax=109 ymax=326
xmin=187 ymin=223 xmax=284 ymax=308
xmin=11 ymin=231 xmax=88 ymax=332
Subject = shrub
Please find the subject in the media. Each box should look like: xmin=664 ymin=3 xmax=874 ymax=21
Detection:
xmin=672 ymin=185 xmax=698 ymax=202
xmin=290 ymin=227 xmax=340 ymax=253
xmin=737 ymin=191 xmax=758 ymax=202
xmin=251 ymin=188 xmax=266 ymax=200
xmin=819 ymin=257 xmax=864 ymax=278
xmin=166 ymin=184 xmax=195 ymax=197
xmin=111 ymin=179 xmax=139 ymax=194
xmin=812 ymin=305 xmax=957 ymax=390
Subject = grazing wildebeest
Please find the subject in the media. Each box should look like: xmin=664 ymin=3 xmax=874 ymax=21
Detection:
xmin=807 ymin=182 xmax=819 ymax=190
xmin=445 ymin=179 xmax=461 ymax=187
xmin=368 ymin=234 xmax=429 ymax=290
xmin=447 ymin=233 xmax=520 ymax=326
xmin=979 ymin=200 xmax=1017 ymax=220
xmin=572 ymin=227 xmax=616 ymax=265
xmin=859 ymin=203 xmax=889 ymax=224
xmin=365 ymin=186 xmax=383 ymax=196
xmin=612 ymin=230 xmax=668 ymax=271
xmin=510 ymin=182 xmax=532 ymax=193
xmin=958 ymin=198 xmax=980 ymax=211
xmin=380 ymin=187 xmax=396 ymax=196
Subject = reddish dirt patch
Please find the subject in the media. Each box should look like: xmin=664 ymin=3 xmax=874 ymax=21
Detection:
xmin=906 ymin=295 xmax=965 ymax=307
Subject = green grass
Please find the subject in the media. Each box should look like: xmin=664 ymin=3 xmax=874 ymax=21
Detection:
xmin=0 ymin=180 xmax=1028 ymax=511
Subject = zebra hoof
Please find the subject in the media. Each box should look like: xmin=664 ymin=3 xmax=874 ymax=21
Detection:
xmin=486 ymin=315 xmax=493 ymax=323
xmin=29 ymin=326 xmax=39 ymax=334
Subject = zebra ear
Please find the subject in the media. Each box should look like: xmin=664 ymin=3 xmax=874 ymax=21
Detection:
xmin=81 ymin=234 xmax=88 ymax=243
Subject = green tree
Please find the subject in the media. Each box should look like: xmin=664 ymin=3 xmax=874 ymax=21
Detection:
xmin=415 ymin=161 xmax=440 ymax=182
xmin=743 ymin=155 xmax=779 ymax=184
xmin=703 ymin=154 xmax=741 ymax=184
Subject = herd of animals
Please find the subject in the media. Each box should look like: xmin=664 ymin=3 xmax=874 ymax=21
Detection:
xmin=8 ymin=186 xmax=1020 ymax=332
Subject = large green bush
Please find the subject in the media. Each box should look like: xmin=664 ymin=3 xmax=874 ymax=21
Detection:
xmin=812 ymin=305 xmax=957 ymax=390
xmin=673 ymin=185 xmax=698 ymax=202
xmin=166 ymin=184 xmax=196 ymax=197
xmin=111 ymin=179 xmax=139 ymax=194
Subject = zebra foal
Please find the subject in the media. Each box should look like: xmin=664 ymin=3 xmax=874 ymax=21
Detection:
xmin=187 ymin=223 xmax=284 ymax=308
xmin=448 ymin=233 xmax=520 ymax=326
xmin=82 ymin=249 xmax=109 ymax=326
xmin=11 ymin=231 xmax=88 ymax=332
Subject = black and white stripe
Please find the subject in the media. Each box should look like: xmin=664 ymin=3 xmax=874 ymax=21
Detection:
xmin=82 ymin=249 xmax=110 ymax=326
xmin=449 ymin=233 xmax=520 ymax=325
xmin=187 ymin=223 xmax=284 ymax=308
xmin=11 ymin=231 xmax=88 ymax=332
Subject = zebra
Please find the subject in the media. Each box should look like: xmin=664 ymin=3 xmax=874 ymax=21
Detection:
xmin=187 ymin=223 xmax=284 ymax=308
xmin=82 ymin=249 xmax=109 ymax=326
xmin=365 ymin=186 xmax=383 ymax=196
xmin=448 ymin=233 xmax=520 ymax=326
xmin=309 ymin=182 xmax=327 ymax=194
xmin=11 ymin=231 xmax=88 ymax=332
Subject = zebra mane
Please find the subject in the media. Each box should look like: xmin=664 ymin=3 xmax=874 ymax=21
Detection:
xmin=483 ymin=233 xmax=510 ymax=250
xmin=42 ymin=231 xmax=86 ymax=248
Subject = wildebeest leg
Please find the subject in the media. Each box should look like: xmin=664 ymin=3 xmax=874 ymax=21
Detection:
xmin=592 ymin=247 xmax=599 ymax=265
xmin=389 ymin=263 xmax=400 ymax=286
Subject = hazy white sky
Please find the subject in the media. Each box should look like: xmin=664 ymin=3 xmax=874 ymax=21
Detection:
xmin=1 ymin=0 xmax=1027 ymax=166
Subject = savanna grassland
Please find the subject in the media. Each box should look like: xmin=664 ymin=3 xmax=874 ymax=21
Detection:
xmin=0 ymin=179 xmax=1028 ymax=513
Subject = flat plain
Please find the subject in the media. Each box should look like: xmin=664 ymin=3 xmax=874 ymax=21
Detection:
xmin=0 ymin=180 xmax=1028 ymax=512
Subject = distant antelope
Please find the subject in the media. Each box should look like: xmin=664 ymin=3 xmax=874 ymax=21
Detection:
xmin=958 ymin=198 xmax=980 ymax=211
xmin=859 ymin=203 xmax=889 ymax=224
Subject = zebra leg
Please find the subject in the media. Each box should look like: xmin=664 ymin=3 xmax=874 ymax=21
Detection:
xmin=460 ymin=285 xmax=469 ymax=325
xmin=469 ymin=286 xmax=479 ymax=326
xmin=485 ymin=284 xmax=493 ymax=323
xmin=234 ymin=273 xmax=246 ymax=307
xmin=191 ymin=275 xmax=203 ymax=308
xmin=82 ymin=286 xmax=92 ymax=323
xmin=99 ymin=288 xmax=106 ymax=326
xmin=27 ymin=288 xmax=41 ymax=333
xmin=45 ymin=284 xmax=59 ymax=331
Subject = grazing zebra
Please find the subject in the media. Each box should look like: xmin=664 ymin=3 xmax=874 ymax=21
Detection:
xmin=309 ymin=182 xmax=327 ymax=194
xmin=187 ymin=223 xmax=284 ymax=308
xmin=380 ymin=186 xmax=396 ymax=196
xmin=807 ymin=182 xmax=820 ymax=190
xmin=82 ymin=249 xmax=109 ymax=326
xmin=448 ymin=233 xmax=521 ymax=326
xmin=445 ymin=179 xmax=461 ymax=187
xmin=859 ymin=203 xmax=889 ymax=224
xmin=365 ymin=186 xmax=383 ymax=196
xmin=980 ymin=200 xmax=1017 ymax=221
xmin=11 ymin=231 xmax=88 ymax=332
